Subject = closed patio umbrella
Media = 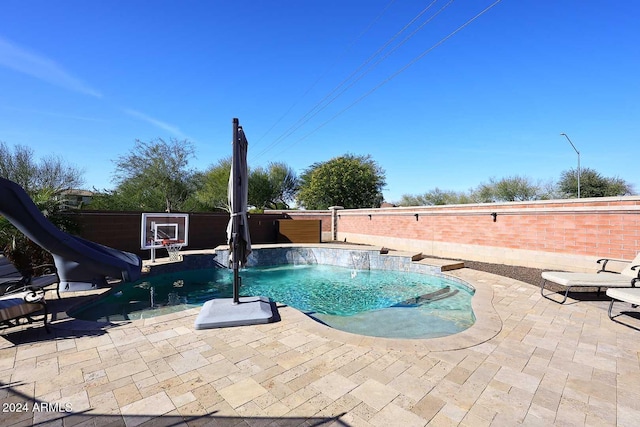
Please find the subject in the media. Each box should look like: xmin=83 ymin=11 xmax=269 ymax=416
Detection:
xmin=226 ymin=118 xmax=252 ymax=304
xmin=194 ymin=118 xmax=273 ymax=329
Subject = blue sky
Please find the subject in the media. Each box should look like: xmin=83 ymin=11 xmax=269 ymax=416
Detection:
xmin=1 ymin=0 xmax=638 ymax=203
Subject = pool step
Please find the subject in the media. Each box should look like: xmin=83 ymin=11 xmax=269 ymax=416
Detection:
xmin=414 ymin=257 xmax=464 ymax=271
xmin=378 ymin=249 xmax=464 ymax=271
xmin=392 ymin=286 xmax=460 ymax=308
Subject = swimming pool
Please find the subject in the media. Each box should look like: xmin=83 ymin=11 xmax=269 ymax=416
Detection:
xmin=70 ymin=259 xmax=475 ymax=339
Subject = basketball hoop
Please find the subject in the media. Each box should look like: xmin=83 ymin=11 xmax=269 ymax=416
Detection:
xmin=140 ymin=213 xmax=189 ymax=263
xmin=162 ymin=240 xmax=183 ymax=261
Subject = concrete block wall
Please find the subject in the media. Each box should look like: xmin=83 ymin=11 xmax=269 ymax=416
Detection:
xmin=332 ymin=197 xmax=640 ymax=272
xmin=69 ymin=197 xmax=640 ymax=272
xmin=74 ymin=211 xmax=142 ymax=256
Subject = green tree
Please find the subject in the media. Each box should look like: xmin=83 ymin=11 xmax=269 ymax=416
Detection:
xmin=0 ymin=142 xmax=84 ymax=269
xmin=0 ymin=188 xmax=79 ymax=271
xmin=398 ymin=188 xmax=473 ymax=206
xmin=181 ymin=171 xmax=207 ymax=211
xmin=194 ymin=158 xmax=232 ymax=211
xmin=112 ymin=138 xmax=196 ymax=212
xmin=248 ymin=167 xmax=273 ymax=211
xmin=399 ymin=175 xmax=553 ymax=206
xmin=266 ymin=162 xmax=298 ymax=209
xmin=558 ymin=167 xmax=634 ymax=198
xmin=0 ymin=141 xmax=84 ymax=195
xmin=248 ymin=163 xmax=299 ymax=210
xmin=90 ymin=180 xmax=167 ymax=211
xmin=495 ymin=176 xmax=541 ymax=201
xmin=471 ymin=176 xmax=545 ymax=202
xmin=297 ymin=154 xmax=386 ymax=210
xmin=195 ymin=159 xmax=298 ymax=211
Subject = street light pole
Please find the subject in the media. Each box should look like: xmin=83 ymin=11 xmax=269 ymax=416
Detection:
xmin=560 ymin=133 xmax=580 ymax=198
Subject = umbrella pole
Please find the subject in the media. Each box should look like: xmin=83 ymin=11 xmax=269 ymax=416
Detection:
xmin=232 ymin=232 xmax=240 ymax=304
xmin=232 ymin=118 xmax=241 ymax=304
xmin=233 ymin=260 xmax=240 ymax=304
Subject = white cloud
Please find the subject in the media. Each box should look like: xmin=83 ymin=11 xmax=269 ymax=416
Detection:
xmin=123 ymin=108 xmax=186 ymax=138
xmin=0 ymin=36 xmax=102 ymax=98
xmin=1 ymin=105 xmax=106 ymax=122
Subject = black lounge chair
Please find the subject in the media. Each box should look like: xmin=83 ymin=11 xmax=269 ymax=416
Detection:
xmin=0 ymin=255 xmax=60 ymax=299
xmin=0 ymin=287 xmax=49 ymax=333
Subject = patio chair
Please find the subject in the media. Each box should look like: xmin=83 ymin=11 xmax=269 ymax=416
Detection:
xmin=540 ymin=254 xmax=640 ymax=304
xmin=0 ymin=255 xmax=60 ymax=299
xmin=0 ymin=287 xmax=49 ymax=333
xmin=606 ymin=287 xmax=640 ymax=321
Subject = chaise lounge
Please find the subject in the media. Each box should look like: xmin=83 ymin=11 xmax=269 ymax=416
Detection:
xmin=0 ymin=255 xmax=60 ymax=298
xmin=541 ymin=254 xmax=640 ymax=303
xmin=0 ymin=255 xmax=56 ymax=333
xmin=0 ymin=287 xmax=49 ymax=333
xmin=606 ymin=287 xmax=640 ymax=320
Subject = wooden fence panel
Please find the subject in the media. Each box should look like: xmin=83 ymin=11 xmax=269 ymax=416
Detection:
xmin=277 ymin=220 xmax=321 ymax=243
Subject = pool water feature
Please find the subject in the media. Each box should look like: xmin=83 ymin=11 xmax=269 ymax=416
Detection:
xmin=70 ymin=263 xmax=475 ymax=339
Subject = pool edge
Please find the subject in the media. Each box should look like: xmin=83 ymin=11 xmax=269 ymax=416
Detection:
xmin=62 ymin=245 xmax=502 ymax=351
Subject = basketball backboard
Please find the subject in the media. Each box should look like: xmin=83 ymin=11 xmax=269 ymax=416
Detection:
xmin=141 ymin=213 xmax=189 ymax=250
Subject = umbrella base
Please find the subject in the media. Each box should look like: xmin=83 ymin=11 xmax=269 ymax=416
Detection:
xmin=194 ymin=296 xmax=276 ymax=329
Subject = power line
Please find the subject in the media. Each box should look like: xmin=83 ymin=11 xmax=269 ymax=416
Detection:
xmin=266 ymin=0 xmax=504 ymax=161
xmin=251 ymin=0 xmax=443 ymax=161
xmin=261 ymin=0 xmax=456 ymax=156
xmin=252 ymin=0 xmax=439 ymax=160
xmin=250 ymin=0 xmax=397 ymax=150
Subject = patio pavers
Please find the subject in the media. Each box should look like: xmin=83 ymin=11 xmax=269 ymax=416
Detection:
xmin=1 ymin=267 xmax=640 ymax=426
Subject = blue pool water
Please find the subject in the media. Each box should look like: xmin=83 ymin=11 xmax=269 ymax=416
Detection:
xmin=70 ymin=264 xmax=475 ymax=339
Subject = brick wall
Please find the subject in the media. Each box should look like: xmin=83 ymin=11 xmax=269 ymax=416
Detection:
xmin=333 ymin=197 xmax=640 ymax=272
xmin=67 ymin=198 xmax=640 ymax=271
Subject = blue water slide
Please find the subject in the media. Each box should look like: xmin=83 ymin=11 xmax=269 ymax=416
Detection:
xmin=0 ymin=177 xmax=142 ymax=291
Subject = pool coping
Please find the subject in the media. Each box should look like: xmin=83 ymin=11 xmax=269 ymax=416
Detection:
xmin=58 ymin=244 xmax=503 ymax=353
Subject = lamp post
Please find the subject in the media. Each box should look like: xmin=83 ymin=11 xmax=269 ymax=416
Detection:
xmin=560 ymin=133 xmax=580 ymax=198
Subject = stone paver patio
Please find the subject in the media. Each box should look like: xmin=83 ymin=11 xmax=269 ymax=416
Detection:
xmin=1 ymin=267 xmax=640 ymax=426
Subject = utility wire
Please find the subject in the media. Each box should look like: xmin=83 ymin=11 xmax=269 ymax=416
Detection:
xmin=250 ymin=0 xmax=397 ymax=150
xmin=258 ymin=0 xmax=455 ymax=159
xmin=266 ymin=0 xmax=504 ymax=161
xmin=252 ymin=0 xmax=437 ymax=159
xmin=252 ymin=0 xmax=442 ymax=161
